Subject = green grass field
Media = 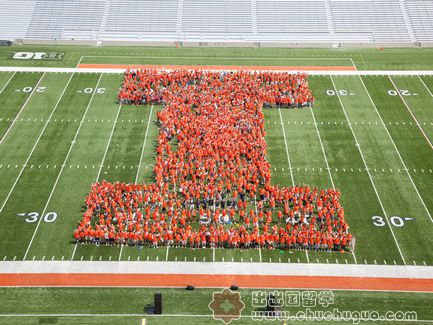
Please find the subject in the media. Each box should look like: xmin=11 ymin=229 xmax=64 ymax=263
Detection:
xmin=0 ymin=69 xmax=431 ymax=266
xmin=0 ymin=287 xmax=431 ymax=325
xmin=0 ymin=46 xmax=432 ymax=323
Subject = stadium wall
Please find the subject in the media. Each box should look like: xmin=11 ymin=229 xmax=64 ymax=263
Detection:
xmin=17 ymin=38 xmax=433 ymax=48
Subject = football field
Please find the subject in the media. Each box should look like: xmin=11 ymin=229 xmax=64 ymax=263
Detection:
xmin=0 ymin=66 xmax=432 ymax=267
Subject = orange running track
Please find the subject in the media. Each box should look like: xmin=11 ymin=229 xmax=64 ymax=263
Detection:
xmin=1 ymin=274 xmax=432 ymax=292
xmin=78 ymin=63 xmax=356 ymax=71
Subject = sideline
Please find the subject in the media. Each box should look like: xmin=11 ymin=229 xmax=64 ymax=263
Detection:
xmin=2 ymin=66 xmax=433 ymax=75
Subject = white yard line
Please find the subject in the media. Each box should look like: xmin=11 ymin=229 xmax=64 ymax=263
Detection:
xmin=330 ymin=76 xmax=407 ymax=265
xmin=118 ymin=104 xmax=154 ymax=262
xmin=309 ymin=106 xmax=357 ymax=263
xmin=0 ymin=73 xmax=76 ymax=216
xmin=388 ymin=76 xmax=433 ymax=150
xmin=418 ymin=75 xmax=433 ymax=98
xmin=278 ymin=108 xmax=295 ymax=186
xmin=0 ymin=71 xmax=16 ymax=94
xmin=23 ymin=74 xmax=104 ymax=260
xmin=0 ymin=73 xmax=45 ymax=144
xmin=96 ymin=104 xmax=122 ymax=182
xmin=135 ymin=104 xmax=154 ymax=183
xmin=359 ymin=76 xmax=432 ymax=223
xmin=165 ymin=245 xmax=169 ymax=261
xmin=350 ymin=58 xmax=357 ymax=71
xmin=71 ymin=103 xmax=123 ymax=261
xmin=309 ymin=108 xmax=335 ymax=189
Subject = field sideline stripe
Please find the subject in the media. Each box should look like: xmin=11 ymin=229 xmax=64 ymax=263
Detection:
xmin=23 ymin=73 xmax=104 ymax=260
xmin=3 ymin=67 xmax=433 ymax=75
xmin=0 ymin=313 xmax=429 ymax=323
xmin=388 ymin=76 xmax=433 ymax=150
xmin=359 ymin=76 xmax=433 ymax=223
xmin=0 ymin=72 xmax=77 ymax=216
xmin=0 ymin=72 xmax=45 ymax=145
xmin=330 ymin=76 xmax=406 ymax=265
xmin=0 ymin=71 xmax=16 ymax=95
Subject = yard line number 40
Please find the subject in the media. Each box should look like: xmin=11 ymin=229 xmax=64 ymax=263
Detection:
xmin=17 ymin=212 xmax=57 ymax=223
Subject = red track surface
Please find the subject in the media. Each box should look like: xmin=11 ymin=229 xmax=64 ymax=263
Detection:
xmin=78 ymin=64 xmax=356 ymax=71
xmin=1 ymin=274 xmax=432 ymax=292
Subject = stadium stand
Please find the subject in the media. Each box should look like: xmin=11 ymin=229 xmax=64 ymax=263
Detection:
xmin=0 ymin=0 xmax=35 ymax=39
xmin=405 ymin=0 xmax=433 ymax=42
xmin=26 ymin=0 xmax=105 ymax=40
xmin=0 ymin=0 xmax=431 ymax=44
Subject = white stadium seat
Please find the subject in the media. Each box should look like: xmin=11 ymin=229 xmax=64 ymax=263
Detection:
xmin=0 ymin=0 xmax=431 ymax=43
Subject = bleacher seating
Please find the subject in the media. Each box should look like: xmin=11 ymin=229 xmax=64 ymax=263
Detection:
xmin=182 ymin=0 xmax=252 ymax=33
xmin=257 ymin=1 xmax=328 ymax=33
xmin=405 ymin=0 xmax=433 ymax=42
xmin=103 ymin=0 xmax=178 ymax=37
xmin=330 ymin=0 xmax=411 ymax=42
xmin=0 ymin=0 xmax=35 ymax=39
xmin=26 ymin=0 xmax=105 ymax=40
xmin=0 ymin=0 xmax=430 ymax=44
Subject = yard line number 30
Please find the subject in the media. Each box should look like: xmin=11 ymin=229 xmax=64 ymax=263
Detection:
xmin=17 ymin=212 xmax=58 ymax=223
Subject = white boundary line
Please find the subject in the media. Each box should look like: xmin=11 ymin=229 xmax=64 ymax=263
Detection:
xmin=359 ymin=76 xmax=432 ymax=223
xmin=0 ymin=72 xmax=45 ymax=144
xmin=0 ymin=314 xmax=431 ymax=322
xmin=0 ymin=73 xmax=77 ymax=216
xmin=1 ymin=261 xmax=431 ymax=277
xmin=23 ymin=73 xmax=104 ymax=260
xmin=2 ymin=67 xmax=433 ymax=76
xmin=81 ymin=55 xmax=356 ymax=61
xmin=330 ymin=76 xmax=407 ymax=265
xmin=388 ymin=76 xmax=433 ymax=150
xmin=0 ymin=71 xmax=16 ymax=94
xmin=71 ymin=102 xmax=123 ymax=261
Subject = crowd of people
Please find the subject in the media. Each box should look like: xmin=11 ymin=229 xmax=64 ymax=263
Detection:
xmin=74 ymin=69 xmax=354 ymax=252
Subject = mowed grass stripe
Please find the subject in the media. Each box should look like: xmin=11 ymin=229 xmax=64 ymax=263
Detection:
xmin=0 ymin=73 xmax=100 ymax=259
xmin=73 ymin=104 xmax=152 ymax=261
xmin=308 ymin=76 xmax=404 ymax=265
xmin=362 ymin=77 xmax=433 ymax=219
xmin=391 ymin=76 xmax=433 ymax=144
xmin=0 ymin=72 xmax=42 ymax=140
xmin=26 ymin=74 xmax=124 ymax=260
xmin=333 ymin=76 xmax=433 ymax=265
xmin=0 ymin=73 xmax=72 ymax=208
